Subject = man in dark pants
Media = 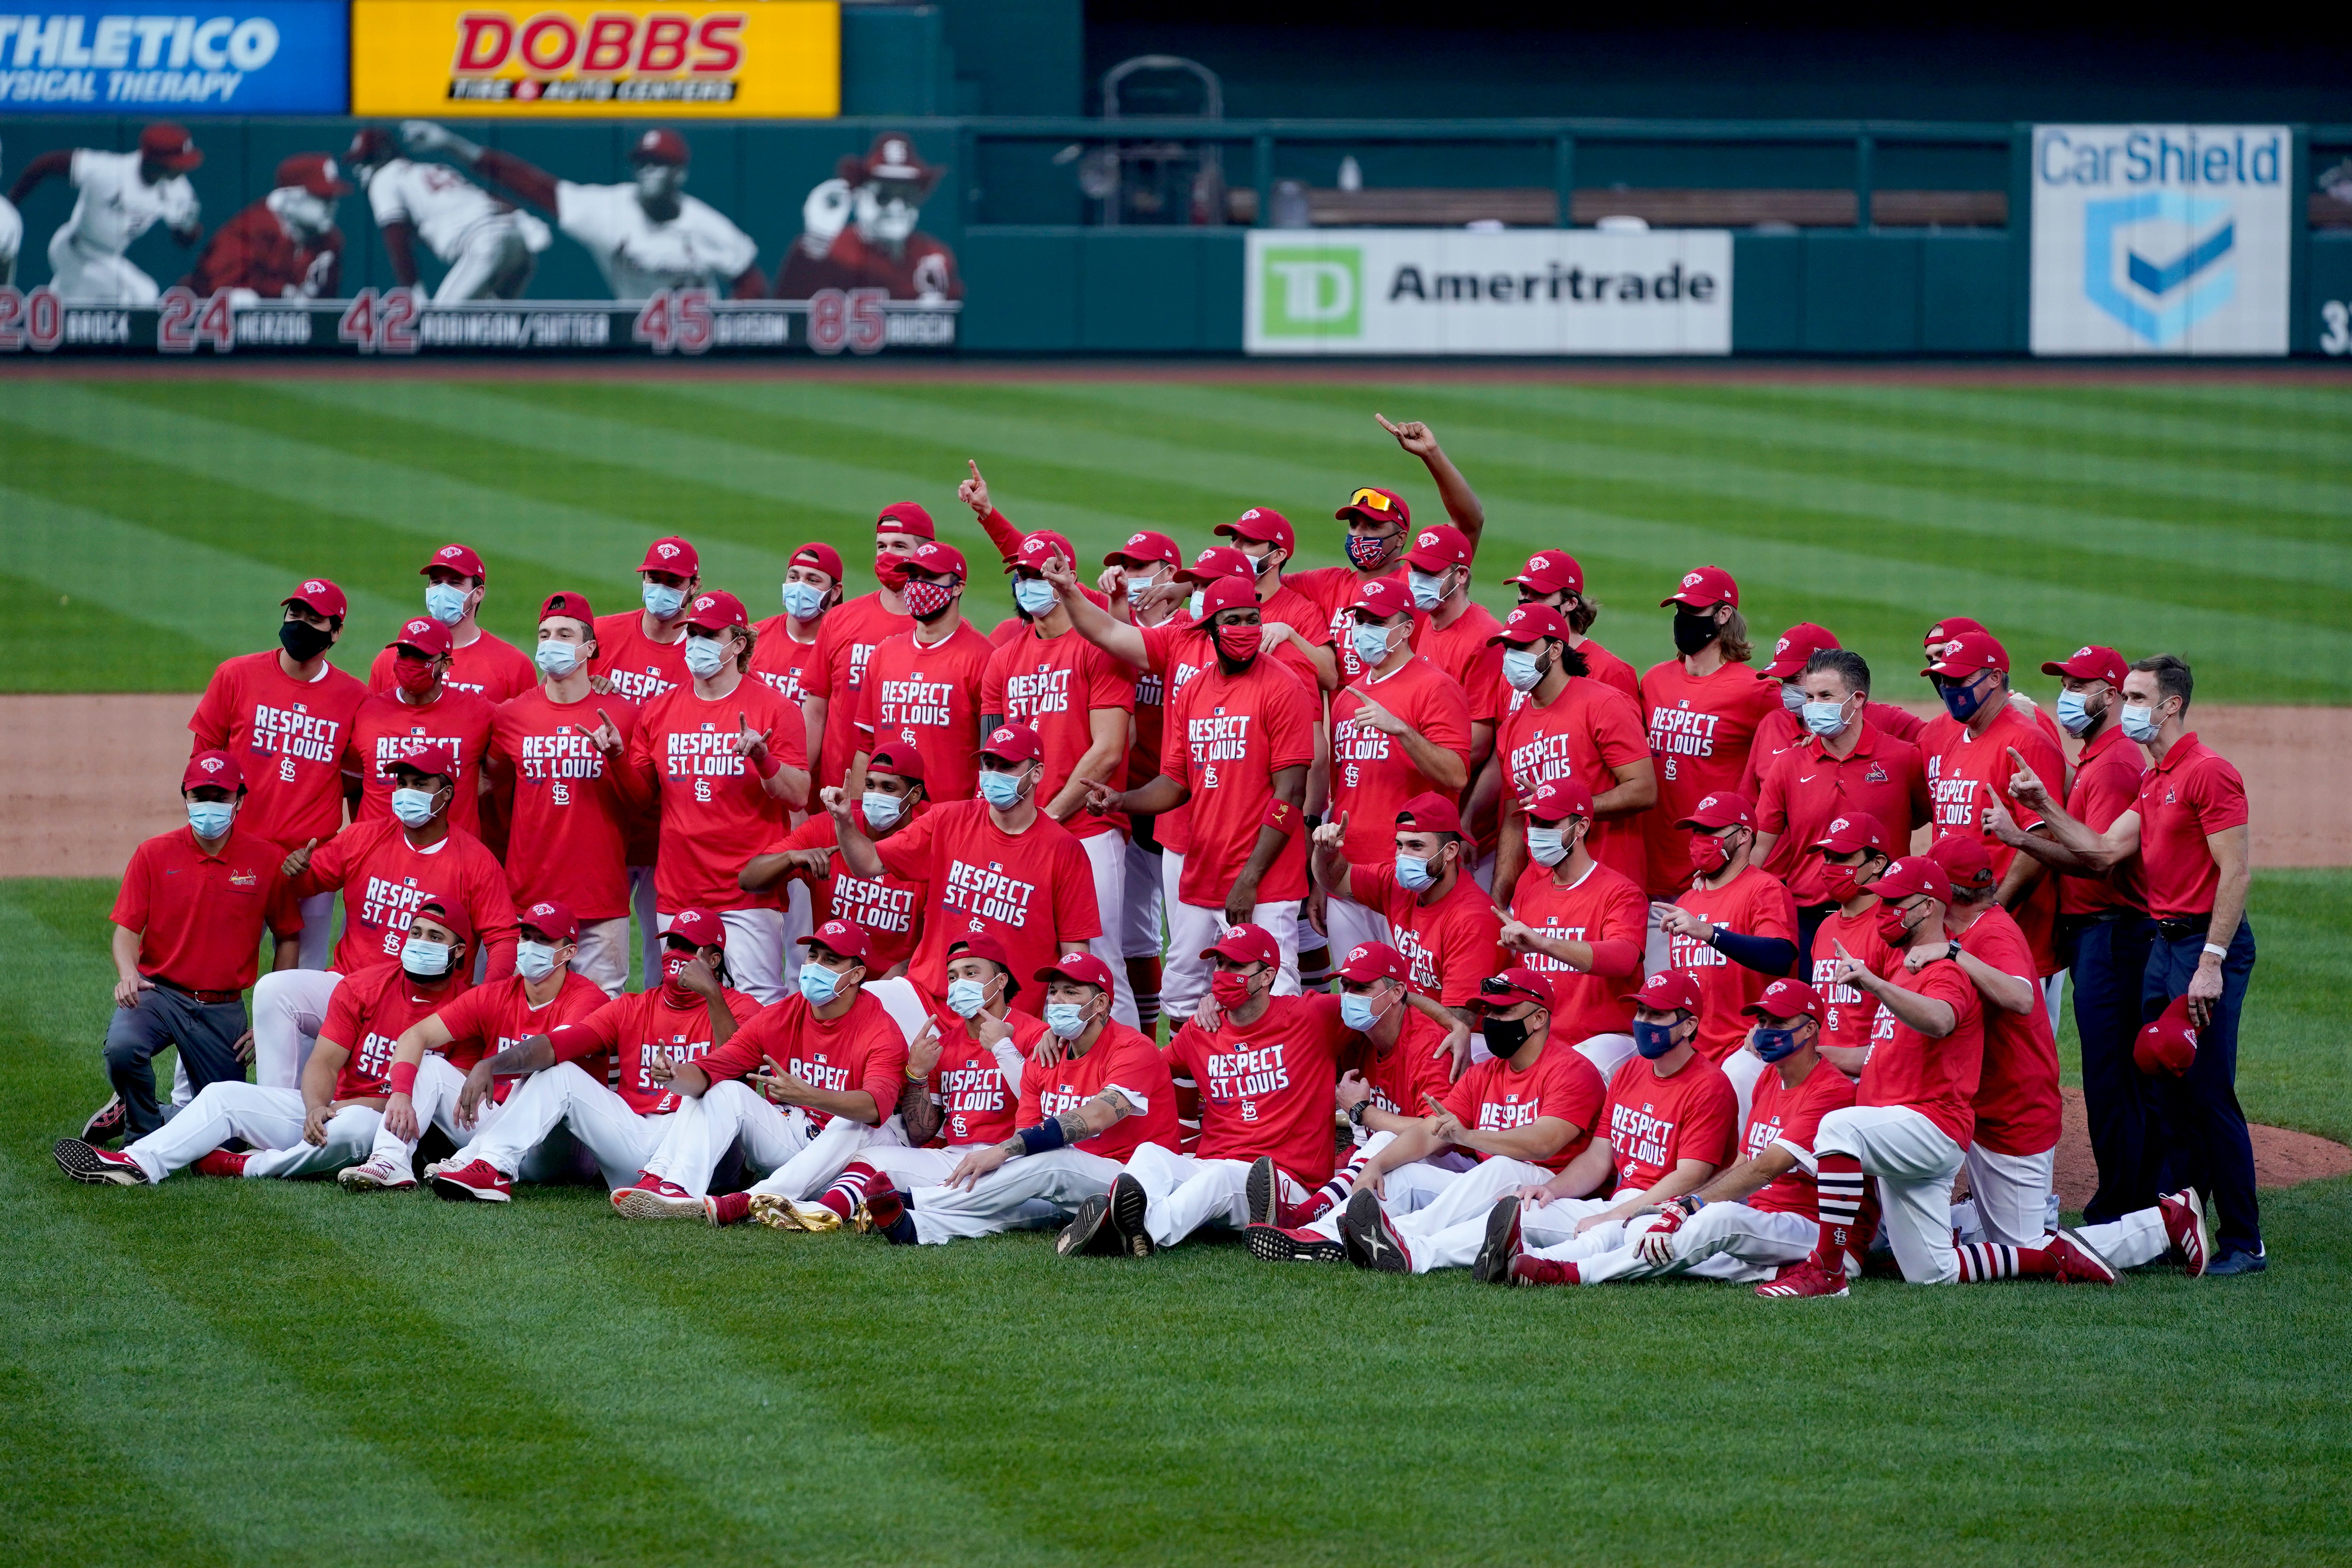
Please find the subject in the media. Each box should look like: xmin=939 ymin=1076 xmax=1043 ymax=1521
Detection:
xmin=91 ymin=751 xmax=304 ymax=1144
xmin=2002 ymin=654 xmax=2262 ymax=1275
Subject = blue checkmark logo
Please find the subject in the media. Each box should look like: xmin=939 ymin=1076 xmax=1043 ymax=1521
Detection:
xmin=2083 ymin=192 xmax=2234 ymax=344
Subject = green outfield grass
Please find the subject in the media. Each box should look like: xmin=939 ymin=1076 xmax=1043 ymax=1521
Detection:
xmin=1 ymin=375 xmax=2348 ymax=703
xmin=3 ymin=870 xmax=2348 ymax=1568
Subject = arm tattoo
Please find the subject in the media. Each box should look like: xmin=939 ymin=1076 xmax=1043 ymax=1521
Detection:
xmin=1054 ymin=1109 xmax=1090 ymax=1144
xmin=898 ymin=1077 xmax=941 ymax=1145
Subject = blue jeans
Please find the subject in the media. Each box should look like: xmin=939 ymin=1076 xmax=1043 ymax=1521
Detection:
xmin=2142 ymin=920 xmax=2259 ymax=1256
xmin=2062 ymin=911 xmax=2159 ymax=1223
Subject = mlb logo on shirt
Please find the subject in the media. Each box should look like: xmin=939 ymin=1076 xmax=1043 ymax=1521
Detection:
xmin=990 ymin=861 xmax=1003 ymax=871
xmin=410 ymin=726 xmax=425 ymax=737
xmin=404 ymin=876 xmax=417 ymax=886
xmin=701 ymin=723 xmax=715 ymax=732
xmin=295 ymin=702 xmax=310 ymax=714
xmin=1215 ymin=706 xmax=1226 ymax=716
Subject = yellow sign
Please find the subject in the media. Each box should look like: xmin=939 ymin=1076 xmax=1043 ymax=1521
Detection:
xmin=351 ymin=1 xmax=839 ymax=118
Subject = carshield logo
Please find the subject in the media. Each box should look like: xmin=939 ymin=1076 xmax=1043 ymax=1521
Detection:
xmin=1261 ymin=247 xmax=1361 ymax=338
xmin=2083 ymin=192 xmax=2235 ymax=345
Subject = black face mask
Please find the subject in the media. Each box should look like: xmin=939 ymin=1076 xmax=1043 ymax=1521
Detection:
xmin=1671 ymin=608 xmax=1720 ymax=657
xmin=1481 ymin=1013 xmax=1532 ymax=1058
xmin=280 ymin=619 xmax=334 ymax=662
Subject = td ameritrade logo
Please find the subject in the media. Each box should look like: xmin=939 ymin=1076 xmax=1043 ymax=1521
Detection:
xmin=1261 ymin=246 xmax=1362 ymax=338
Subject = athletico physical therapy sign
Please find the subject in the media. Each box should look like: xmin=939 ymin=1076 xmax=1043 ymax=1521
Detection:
xmin=1244 ymin=228 xmax=1730 ymax=355
xmin=350 ymin=0 xmax=837 ymax=118
xmin=0 ymin=3 xmax=347 ymax=111
xmin=2030 ymin=125 xmax=2290 ymax=356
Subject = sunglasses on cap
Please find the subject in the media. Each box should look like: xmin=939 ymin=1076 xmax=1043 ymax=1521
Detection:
xmin=1478 ymin=976 xmax=1544 ymax=1007
xmin=1347 ymin=488 xmax=1395 ymax=513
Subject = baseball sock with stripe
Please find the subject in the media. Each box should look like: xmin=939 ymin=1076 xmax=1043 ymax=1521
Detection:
xmin=816 ymin=1161 xmax=879 ymax=1222
xmin=1814 ymin=1154 xmax=1866 ymax=1274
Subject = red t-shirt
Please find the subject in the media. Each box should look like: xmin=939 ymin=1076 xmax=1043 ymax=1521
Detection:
xmin=810 ymin=591 xmax=913 ymax=789
xmin=1507 ymin=859 xmax=1650 ymax=1042
xmin=1348 ymin=1007 xmax=1458 ymax=1122
xmin=292 ymin=817 xmax=518 ymax=979
xmin=873 ymin=799 xmax=1102 ymax=1009
xmin=322 ymin=963 xmax=471 ymax=1100
xmin=1168 ymin=992 xmax=1353 ymax=1184
xmin=2134 ymin=734 xmax=2248 ymax=922
xmin=1639 ymin=658 xmax=1780 ymax=897
xmin=747 ymin=614 xmax=825 ymax=705
xmin=858 ymin=622 xmax=996 ymax=806
xmin=1573 ymin=637 xmax=1641 ymax=705
xmin=187 ymin=649 xmax=369 ymax=848
xmin=1810 ymin=905 xmax=1897 ymax=1061
xmin=1162 ymin=656 xmax=1319 ymax=909
xmin=348 ymin=687 xmax=497 ymax=841
xmin=1125 ymin=624 xmax=1174 ymax=793
xmin=1351 ymin=860 xmax=1503 ymax=1009
xmin=550 ymin=984 xmax=760 ymax=1116
xmin=1496 ymin=676 xmax=1653 ymax=889
xmin=368 ymin=631 xmax=535 ymax=705
xmin=1329 ymin=655 xmax=1474 ymax=861
xmin=2060 ymin=724 xmax=2148 ymax=916
xmin=489 ymin=688 xmax=639 ymax=921
xmin=773 ymin=808 xmax=928 ymax=974
xmin=1954 ymin=903 xmax=2063 ymax=1155
xmin=922 ymin=1010 xmax=1047 ymax=1147
xmin=1740 ymin=699 xmax=1928 ymax=800
xmin=1754 ymin=724 xmax=1932 ymax=904
xmin=1415 ymin=601 xmax=1506 ymax=726
xmin=1019 ymin=1022 xmax=1180 ymax=1164
xmin=1601 ymin=1051 xmax=1739 ymax=1193
xmin=1742 ymin=1057 xmax=1859 ymax=1215
xmin=1440 ymin=1042 xmax=1608 ymax=1173
xmin=981 ymin=624 xmax=1137 ymax=843
xmin=1920 ymin=705 xmax=2068 ymax=973
xmin=588 ymin=611 xmax=692 ymax=707
xmin=622 ymin=678 xmax=808 ymax=914
xmin=1856 ymin=957 xmax=1984 ymax=1148
xmin=1665 ymin=864 xmax=1798 ymax=1063
xmin=429 ymin=969 xmax=609 ymax=1101
xmin=699 ymin=989 xmax=910 ymax=1131
xmin=111 ymin=825 xmax=301 ymax=992
xmin=1285 ymin=564 xmax=1418 ymax=684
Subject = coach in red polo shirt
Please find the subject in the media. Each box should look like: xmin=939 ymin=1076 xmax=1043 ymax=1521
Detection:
xmin=2002 ymin=653 xmax=2261 ymax=1276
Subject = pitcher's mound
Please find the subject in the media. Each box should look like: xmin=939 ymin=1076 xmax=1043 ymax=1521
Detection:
xmin=2051 ymin=1086 xmax=2352 ymax=1210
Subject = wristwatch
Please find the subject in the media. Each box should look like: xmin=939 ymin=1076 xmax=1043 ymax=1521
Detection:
xmin=1346 ymin=1100 xmax=1369 ymax=1127
xmin=1945 ymin=938 xmax=1964 ymax=963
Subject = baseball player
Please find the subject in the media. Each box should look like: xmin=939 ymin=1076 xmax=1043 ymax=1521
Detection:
xmin=1088 ymin=528 xmax=1188 ymax=1032
xmin=749 ymin=541 xmax=843 ymax=707
xmin=1803 ymin=811 xmax=1900 ymax=1075
xmin=1743 ymin=623 xmax=1927 ymax=795
xmin=806 ymin=504 xmax=934 ymax=791
xmin=187 ymin=579 xmax=370 ymax=969
xmin=1311 ymin=793 xmax=1501 ymax=1020
xmin=1502 ymin=978 xmax=1857 ymax=1287
xmin=9 ymin=122 xmax=201 ymax=304
xmin=851 ymin=540 xmax=993 ymax=807
xmin=339 ymin=900 xmax=609 ymax=1190
xmin=742 ymin=737 xmax=931 ymax=982
xmin=777 ymin=132 xmax=963 ymax=302
xmin=0 ymin=136 xmax=19 ymax=285
xmin=1207 ymin=508 xmax=1339 ymax=691
xmin=486 ymin=592 xmax=637 ymax=994
xmin=592 ymin=534 xmax=700 ymax=983
xmin=344 ymin=126 xmax=545 ymax=301
xmin=349 ymin=617 xmax=497 ymax=842
xmin=57 ymin=898 xmax=474 ymax=1187
xmin=1486 ymin=603 xmax=1656 ymax=902
xmin=427 ymin=910 xmax=750 ymax=1201
xmin=368 ymin=543 xmax=535 ymax=703
xmin=183 ymin=154 xmax=346 ymax=302
xmin=1656 ymin=790 xmax=1799 ymax=1125
xmin=77 ymin=752 xmax=302 ymax=1149
xmin=402 ymin=121 xmax=762 ymax=302
xmin=1503 ymin=551 xmax=1639 ymax=701
xmin=1495 ymin=777 xmax=1650 ymax=1080
xmin=1400 ymin=524 xmax=1505 ymax=883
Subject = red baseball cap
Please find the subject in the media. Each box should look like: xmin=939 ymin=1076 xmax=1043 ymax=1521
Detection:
xmin=1922 ymin=631 xmax=2008 ymax=680
xmin=905 ymin=539 xmax=967 ymax=582
xmin=946 ymin=932 xmax=1014 ymax=969
xmin=665 ymin=909 xmax=726 ymax=949
xmin=685 ymin=591 xmax=749 ymax=632
xmin=1677 ymin=791 xmax=1755 ymax=831
xmin=389 ymin=744 xmax=459 ymax=786
xmin=181 ymin=750 xmax=243 ymax=793
xmin=2134 ymin=996 xmax=2198 ymax=1077
xmin=790 ymin=542 xmax=845 ymax=581
xmin=979 ymin=723 xmax=1043 ymax=764
xmin=630 ymin=127 xmax=690 ymax=167
xmin=1035 ymin=951 xmax=1115 ymax=990
xmin=1180 ymin=546 xmax=1257 ymax=585
xmin=1349 ymin=577 xmax=1414 ymax=620
xmin=1106 ymin=530 xmax=1183 ymax=570
xmin=799 ymin=918 xmax=872 ymax=962
xmin=1217 ymin=507 xmax=1294 ymax=555
xmin=1487 ymin=603 xmax=1572 ymax=647
xmin=1336 ymin=485 xmax=1410 ymax=527
xmin=1337 ymin=941 xmax=1409 ymax=984
xmin=1474 ymin=966 xmax=1557 ymax=1012
xmin=1506 ymin=552 xmax=1583 ymax=596
xmin=876 ymin=502 xmax=936 ymax=539
xmin=1663 ymin=566 xmax=1738 ymax=609
xmin=1201 ymin=923 xmax=1281 ymax=968
xmin=1811 ymin=811 xmax=1890 ymax=856
xmin=276 ymin=152 xmax=351 ymax=198
xmin=390 ymin=617 xmax=453 ymax=659
xmin=412 ymin=893 xmax=474 ymax=948
xmin=1395 ymin=792 xmax=1462 ymax=835
xmin=1868 ymin=855 xmax=1953 ymax=906
xmin=1762 ymin=622 xmax=1839 ymax=680
xmin=639 ymin=536 xmax=698 ymax=576
xmin=422 ymin=542 xmax=486 ymax=580
xmin=284 ymin=578 xmax=347 ymax=619
xmin=539 ymin=590 xmax=596 ymax=625
xmin=139 ymin=121 xmax=202 ymax=172
xmin=1926 ymin=831 xmax=1996 ymax=891
xmin=1743 ymin=978 xmax=1824 ymax=1021
xmin=1923 ymin=615 xmax=1986 ymax=650
xmin=1012 ymin=532 xmax=1073 ymax=574
xmin=1198 ymin=576 xmax=1257 ymax=619
xmin=1622 ymin=970 xmax=1702 ymax=1014
xmin=1405 ymin=524 xmax=1473 ymax=572
xmin=867 ymin=736 xmax=927 ymax=781
xmin=519 ymin=899 xmax=578 ymax=944
xmin=1525 ymin=777 xmax=1595 ymax=823
xmin=2042 ymin=645 xmax=2126 ymax=685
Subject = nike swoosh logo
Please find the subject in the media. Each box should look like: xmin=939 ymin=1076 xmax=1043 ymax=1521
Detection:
xmin=1799 ymin=775 xmax=1816 ymax=783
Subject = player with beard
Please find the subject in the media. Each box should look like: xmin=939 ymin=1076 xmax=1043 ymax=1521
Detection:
xmin=370 ymin=543 xmax=535 ymax=704
xmin=349 ymin=617 xmax=497 ymax=843
xmin=1656 ymin=791 xmax=1798 ymax=1127
xmin=1803 ymin=812 xmax=1899 ymax=1076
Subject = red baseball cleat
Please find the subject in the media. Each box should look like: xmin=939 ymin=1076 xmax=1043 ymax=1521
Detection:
xmin=1471 ymin=1196 xmax=1523 ymax=1284
xmin=705 ymin=1190 xmax=753 ymax=1227
xmin=1282 ymin=1191 xmax=1335 ymax=1227
xmin=430 ymin=1159 xmax=513 ymax=1202
xmin=194 ymin=1149 xmax=249 ymax=1179
xmin=1756 ymin=1258 xmax=1849 ymax=1298
xmin=1246 ymin=1223 xmax=1346 ymax=1262
xmin=611 ymin=1175 xmax=701 ymax=1219
xmin=80 ymin=1093 xmax=126 ymax=1146
xmin=2046 ymin=1229 xmax=2118 ymax=1285
xmin=1509 ymin=1256 xmax=1579 ymax=1287
xmin=854 ymin=1176 xmax=906 ymax=1235
xmin=54 ymin=1138 xmax=146 ymax=1186
xmin=2160 ymin=1187 xmax=2209 ymax=1278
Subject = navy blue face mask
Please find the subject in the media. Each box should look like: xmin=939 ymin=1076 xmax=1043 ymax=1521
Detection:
xmin=1633 ymin=1019 xmax=1683 ymax=1060
xmin=1939 ymin=675 xmax=1988 ymax=724
xmin=1751 ymin=1024 xmax=1802 ymax=1063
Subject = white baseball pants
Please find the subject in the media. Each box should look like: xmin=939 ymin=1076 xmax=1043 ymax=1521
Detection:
xmin=1961 ymin=1141 xmax=2059 ymax=1248
xmin=662 ymin=908 xmax=787 ymax=1006
xmin=1126 ymin=1142 xmax=1309 ymax=1250
xmin=1572 ymin=1032 xmax=1637 ymax=1082
xmin=2071 ymin=1205 xmax=2172 ymax=1270
xmin=434 ymin=215 xmax=533 ymax=301
xmin=1120 ymin=840 xmax=1163 ymax=959
xmin=1815 ymin=1103 xmax=1965 ymax=1285
xmin=907 ymin=1147 xmax=1126 ymax=1244
xmin=1079 ymin=831 xmax=1139 ymax=1026
xmin=1515 ymin=1193 xmax=1622 ymax=1250
xmin=364 ymin=1053 xmax=507 ymax=1168
xmin=1382 ymin=1154 xmax=1557 ymax=1274
xmin=249 ymin=968 xmax=345 ymax=1090
xmin=642 ymin=1079 xmax=904 ymax=1202
xmin=1303 ymin=1135 xmax=1461 ymax=1239
xmin=570 ymin=917 xmax=631 ymax=997
xmin=629 ymin=866 xmax=660 ymax=982
xmin=1722 ymin=1047 xmax=1768 ymax=1135
xmin=295 ymin=890 xmax=337 ymax=971
xmin=454 ymin=1061 xmax=671 ymax=1190
xmin=1160 ymin=851 xmax=1301 ymax=1018
xmin=1321 ymin=892 xmax=1389 ymax=961
xmin=1540 ymin=1202 xmax=1818 ymax=1284
xmin=48 ymin=229 xmax=158 ymax=304
xmin=779 ymin=880 xmax=813 ymax=986
xmin=122 ymin=1082 xmax=369 ymax=1181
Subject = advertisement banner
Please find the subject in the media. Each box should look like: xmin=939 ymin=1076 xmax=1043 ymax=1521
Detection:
xmin=2030 ymin=124 xmax=2291 ymax=356
xmin=1245 ymin=228 xmax=1730 ymax=356
xmin=350 ymin=0 xmax=838 ymax=118
xmin=0 ymin=3 xmax=347 ymax=112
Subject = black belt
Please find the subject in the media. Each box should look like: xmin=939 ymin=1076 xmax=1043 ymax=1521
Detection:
xmin=2058 ymin=908 xmax=2140 ymax=929
xmin=2155 ymin=913 xmax=2213 ymax=942
xmin=153 ymin=977 xmax=243 ymax=1005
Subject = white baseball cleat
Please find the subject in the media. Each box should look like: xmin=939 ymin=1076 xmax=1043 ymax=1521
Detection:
xmin=338 ymin=1156 xmax=417 ymax=1191
xmin=612 ymin=1176 xmax=704 ymax=1219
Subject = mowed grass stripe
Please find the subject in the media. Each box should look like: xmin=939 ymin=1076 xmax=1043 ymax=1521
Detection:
xmin=0 ymin=568 xmax=245 ymax=692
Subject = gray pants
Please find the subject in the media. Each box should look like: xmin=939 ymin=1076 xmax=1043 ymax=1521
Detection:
xmin=105 ymin=986 xmax=249 ymax=1139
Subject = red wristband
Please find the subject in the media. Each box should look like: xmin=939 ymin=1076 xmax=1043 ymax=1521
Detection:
xmin=388 ymin=1061 xmax=418 ymax=1097
xmin=751 ymin=748 xmax=782 ymax=780
xmin=1260 ymin=798 xmax=1301 ymax=836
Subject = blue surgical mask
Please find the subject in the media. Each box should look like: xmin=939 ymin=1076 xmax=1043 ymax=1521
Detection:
xmin=1633 ymin=1019 xmax=1683 ymax=1060
xmin=642 ymin=581 xmax=688 ymax=619
xmin=1779 ymin=681 xmax=1806 ymax=714
xmin=1408 ymin=568 xmax=1448 ymax=612
xmin=1248 ymin=549 xmax=1274 ymax=578
xmin=401 ymin=937 xmax=453 ymax=978
xmin=535 ymin=638 xmax=583 ymax=677
xmin=1939 ymin=676 xmax=1989 ymax=724
xmin=1340 ymin=990 xmax=1383 ymax=1031
xmin=1395 ymin=852 xmax=1436 ymax=891
xmin=1014 ymin=577 xmax=1057 ymax=616
xmin=782 ymin=581 xmax=827 ymax=621
xmin=1751 ymin=1024 xmax=1802 ymax=1063
xmin=515 ymin=940 xmax=559 ymax=982
xmin=1526 ymin=825 xmax=1568 ymax=866
xmin=1801 ymin=699 xmax=1848 ymax=738
xmin=1125 ymin=572 xmax=1160 ymax=601
xmin=2120 ymin=701 xmax=2163 ymax=744
xmin=1501 ymin=648 xmax=1545 ymax=693
xmin=977 ymin=768 xmax=1026 ymax=809
xmin=1187 ymin=589 xmax=1206 ymax=621
xmin=1349 ymin=622 xmax=1392 ymax=668
xmin=186 ymin=800 xmax=235 ymax=839
xmin=682 ymin=634 xmax=728 ymax=679
xmin=424 ymin=583 xmax=469 ymax=627
xmin=945 ymin=977 xmax=989 ymax=1018
xmin=2056 ymin=689 xmax=2097 ymax=737
xmin=390 ymin=786 xmax=438 ymax=828
xmin=861 ymin=789 xmax=905 ymax=830
xmin=1044 ymin=1002 xmax=1092 ymax=1039
xmin=799 ymin=964 xmax=844 ymax=1005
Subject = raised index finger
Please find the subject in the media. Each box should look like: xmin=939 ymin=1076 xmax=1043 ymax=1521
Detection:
xmin=1374 ymin=412 xmax=1401 ymax=435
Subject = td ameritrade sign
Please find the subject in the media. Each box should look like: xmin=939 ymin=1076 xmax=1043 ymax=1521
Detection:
xmin=1245 ymin=228 xmax=1730 ymax=355
xmin=2031 ymin=125 xmax=2290 ymax=355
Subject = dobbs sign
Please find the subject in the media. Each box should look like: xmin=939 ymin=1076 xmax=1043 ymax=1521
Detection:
xmin=351 ymin=0 xmax=837 ymax=117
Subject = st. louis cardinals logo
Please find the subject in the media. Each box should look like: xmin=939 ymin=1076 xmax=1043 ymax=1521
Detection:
xmin=693 ymin=595 xmax=718 ymax=615
xmin=303 ymin=579 xmax=329 ymax=596
xmin=1681 ymin=571 xmax=1704 ymax=589
xmin=1418 ymin=530 xmax=1439 ymax=550
xmin=527 ymin=901 xmax=560 ymax=923
xmin=1828 ymin=816 xmax=1851 ymax=835
xmin=402 ymin=618 xmax=436 ymax=641
xmin=655 ymin=542 xmax=683 ymax=562
xmin=197 ymin=756 xmax=227 ymax=776
xmin=1126 ymin=531 xmax=1149 ymax=548
xmin=436 ymin=545 xmax=466 ymax=564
